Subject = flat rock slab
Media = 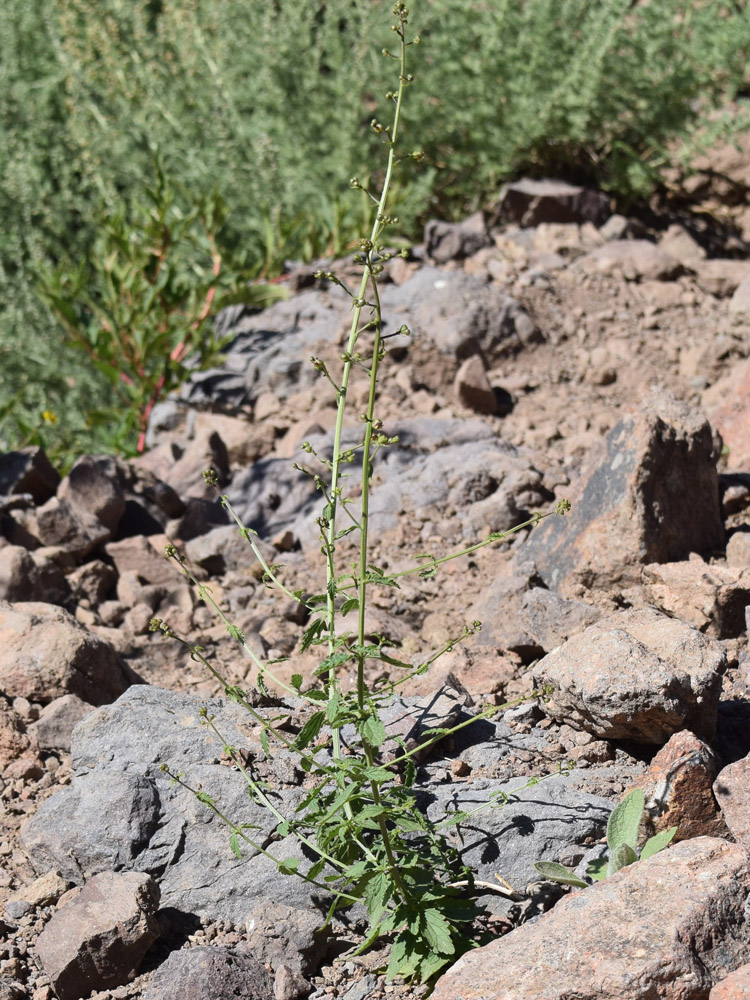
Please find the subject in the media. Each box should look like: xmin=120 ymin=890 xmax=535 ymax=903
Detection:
xmin=521 ymin=390 xmax=723 ymax=595
xmin=533 ymin=608 xmax=726 ymax=744
xmin=432 ymin=837 xmax=750 ymax=1000
xmin=423 ymin=775 xmax=611 ymax=907
xmin=714 ymin=756 xmax=750 ymax=848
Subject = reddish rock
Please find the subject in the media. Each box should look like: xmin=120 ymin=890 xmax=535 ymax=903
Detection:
xmin=714 ymin=756 xmax=750 ymax=848
xmin=577 ymin=239 xmax=683 ymax=281
xmin=703 ymin=357 xmax=750 ymax=473
xmin=522 ymin=390 xmax=723 ymax=595
xmin=641 ymin=730 xmax=728 ymax=840
xmin=710 ymin=963 xmax=750 ymax=998
xmin=57 ymin=455 xmax=126 ymax=534
xmin=643 ymin=559 xmax=750 ymax=639
xmin=105 ymin=535 xmax=176 ymax=587
xmin=431 ymin=838 xmax=750 ymax=1000
xmin=0 ymin=602 xmax=131 ymax=706
xmin=35 ymin=871 xmax=159 ymax=1000
xmin=532 ymin=608 xmax=725 ymax=744
xmin=0 ymin=704 xmax=30 ymax=765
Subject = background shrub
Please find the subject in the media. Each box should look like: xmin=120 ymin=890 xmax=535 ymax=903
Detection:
xmin=2 ymin=0 xmax=749 ymax=463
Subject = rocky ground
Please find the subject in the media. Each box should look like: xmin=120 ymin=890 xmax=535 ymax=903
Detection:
xmin=2 ymin=146 xmax=750 ymax=1000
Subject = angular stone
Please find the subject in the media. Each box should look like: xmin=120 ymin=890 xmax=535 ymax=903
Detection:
xmin=641 ymin=730 xmax=727 ymax=840
xmin=0 ymin=448 xmax=59 ymax=504
xmin=140 ymin=946 xmax=272 ymax=1000
xmin=67 ymin=560 xmax=117 ymax=606
xmin=425 ymin=211 xmax=490 ymax=263
xmin=730 ymin=275 xmax=750 ymax=316
xmin=0 ymin=546 xmax=47 ymax=602
xmin=28 ymin=694 xmax=96 ymax=752
xmin=576 ymin=240 xmax=683 ymax=281
xmin=58 ymin=455 xmax=126 ymax=534
xmin=694 ymin=259 xmax=750 ymax=298
xmin=710 ymin=963 xmax=750 ymax=998
xmin=0 ymin=704 xmax=30 ymax=765
xmin=105 ymin=535 xmax=177 ymax=587
xmin=431 ymin=838 xmax=750 ymax=1000
xmin=0 ymin=602 xmax=131 ymax=705
xmin=533 ymin=608 xmax=725 ymax=744
xmin=494 ymin=178 xmax=610 ymax=227
xmin=521 ymin=391 xmax=723 ymax=594
xmin=244 ymin=901 xmax=330 ymax=976
xmin=703 ymin=357 xmax=750 ymax=473
xmin=35 ymin=871 xmax=159 ymax=1000
xmin=454 ymin=355 xmax=499 ymax=414
xmin=714 ymin=756 xmax=750 ymax=848
xmin=643 ymin=559 xmax=750 ymax=638
xmin=6 ymin=871 xmax=69 ymax=912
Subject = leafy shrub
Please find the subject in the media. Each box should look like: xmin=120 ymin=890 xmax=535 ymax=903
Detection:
xmin=2 ymin=0 xmax=750 ymax=463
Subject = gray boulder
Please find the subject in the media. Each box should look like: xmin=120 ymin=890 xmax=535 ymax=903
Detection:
xmin=141 ymin=946 xmax=272 ymax=1000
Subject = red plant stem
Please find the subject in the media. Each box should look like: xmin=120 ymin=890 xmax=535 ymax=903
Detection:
xmin=136 ymin=249 xmax=222 ymax=453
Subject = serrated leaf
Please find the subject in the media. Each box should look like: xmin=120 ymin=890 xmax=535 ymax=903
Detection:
xmin=608 ymin=841 xmax=638 ymax=876
xmin=293 ymin=710 xmax=325 ymax=751
xmin=439 ymin=810 xmax=469 ymax=828
xmin=300 ymin=617 xmax=327 ymax=653
xmin=362 ymin=716 xmax=387 ymax=748
xmin=260 ymin=728 xmax=270 ymax=756
xmin=640 ymin=825 xmax=677 ymax=860
xmin=421 ymin=908 xmax=455 ymax=955
xmin=387 ymin=934 xmax=420 ymax=979
xmin=417 ymin=949 xmax=451 ymax=981
xmin=229 ymin=832 xmax=241 ymax=859
xmin=607 ymin=788 xmax=644 ymax=852
xmin=340 ymin=596 xmax=360 ymax=614
xmin=533 ymin=861 xmax=589 ymax=888
xmin=307 ymin=858 xmax=326 ymax=881
xmin=326 ymin=691 xmax=340 ymax=724
xmin=364 ymin=870 xmax=391 ymax=924
xmin=305 ymin=689 xmax=327 ymax=702
xmin=291 ymin=673 xmax=303 ymax=691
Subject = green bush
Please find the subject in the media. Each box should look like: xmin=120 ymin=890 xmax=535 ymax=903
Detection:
xmin=2 ymin=0 xmax=749 ymax=463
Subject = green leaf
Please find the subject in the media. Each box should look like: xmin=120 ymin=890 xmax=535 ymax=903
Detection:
xmin=278 ymin=858 xmax=300 ymax=876
xmin=301 ymin=617 xmax=326 ymax=653
xmin=340 ymin=596 xmax=360 ymax=615
xmin=260 ymin=728 xmax=270 ymax=756
xmin=229 ymin=832 xmax=241 ymax=859
xmin=586 ymin=857 xmax=608 ymax=881
xmin=421 ymin=908 xmax=455 ymax=956
xmin=293 ymin=711 xmax=325 ymax=751
xmin=640 ymin=826 xmax=677 ymax=861
xmin=326 ymin=692 xmax=341 ymax=725
xmin=533 ymin=861 xmax=589 ymax=888
xmin=290 ymin=673 xmax=303 ymax=691
xmin=607 ymin=788 xmax=644 ymax=852
xmin=607 ymin=841 xmax=638 ymax=877
xmin=307 ymin=858 xmax=326 ymax=881
xmin=362 ymin=716 xmax=387 ymax=748
xmin=364 ymin=870 xmax=391 ymax=924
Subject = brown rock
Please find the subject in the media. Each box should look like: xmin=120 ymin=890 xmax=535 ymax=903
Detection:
xmin=454 ymin=355 xmax=499 ymax=414
xmin=431 ymin=837 xmax=750 ymax=1000
xmin=67 ymin=560 xmax=117 ymax=606
xmin=57 ymin=456 xmax=126 ymax=534
xmin=425 ymin=211 xmax=490 ymax=263
xmin=703 ymin=357 xmax=750 ymax=473
xmin=140 ymin=946 xmax=272 ymax=1000
xmin=643 ymin=559 xmax=750 ymax=638
xmin=710 ymin=963 xmax=750 ymax=998
xmin=105 ymin=535 xmax=176 ymax=587
xmin=576 ymin=240 xmax=683 ymax=281
xmin=494 ymin=178 xmax=610 ymax=227
xmin=0 ymin=704 xmax=30 ymax=764
xmin=730 ymin=275 xmax=750 ymax=316
xmin=727 ymin=531 xmax=750 ymax=568
xmin=28 ymin=695 xmax=95 ymax=752
xmin=0 ymin=448 xmax=59 ymax=504
xmin=0 ymin=546 xmax=47 ymax=602
xmin=532 ymin=608 xmax=725 ymax=744
xmin=0 ymin=602 xmax=131 ymax=706
xmin=522 ymin=390 xmax=724 ymax=594
xmin=20 ymin=498 xmax=110 ymax=559
xmin=658 ymin=224 xmax=706 ymax=266
xmin=35 ymin=871 xmax=160 ymax=1000
xmin=714 ymin=756 xmax=750 ymax=848
xmin=244 ymin=901 xmax=330 ymax=976
xmin=694 ymin=259 xmax=750 ymax=298
xmin=641 ymin=730 xmax=727 ymax=840
xmin=6 ymin=871 xmax=69 ymax=911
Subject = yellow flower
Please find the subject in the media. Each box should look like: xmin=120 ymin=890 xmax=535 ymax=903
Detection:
xmin=41 ymin=410 xmax=59 ymax=425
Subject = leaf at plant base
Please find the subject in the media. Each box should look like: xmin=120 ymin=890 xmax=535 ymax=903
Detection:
xmin=607 ymin=841 xmax=638 ymax=876
xmin=533 ymin=861 xmax=589 ymax=888
xmin=586 ymin=857 xmax=608 ymax=881
xmin=362 ymin=715 xmax=387 ymax=748
xmin=607 ymin=788 xmax=644 ymax=851
xmin=421 ymin=908 xmax=455 ymax=955
xmin=640 ymin=825 xmax=678 ymax=860
xmin=418 ymin=949 xmax=452 ymax=982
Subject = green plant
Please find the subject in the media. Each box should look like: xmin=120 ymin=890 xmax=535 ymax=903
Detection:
xmin=151 ymin=4 xmax=570 ymax=982
xmin=534 ymin=788 xmax=677 ymax=889
xmin=37 ymin=160 xmax=287 ymax=456
xmin=3 ymin=0 xmax=750 ymax=465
